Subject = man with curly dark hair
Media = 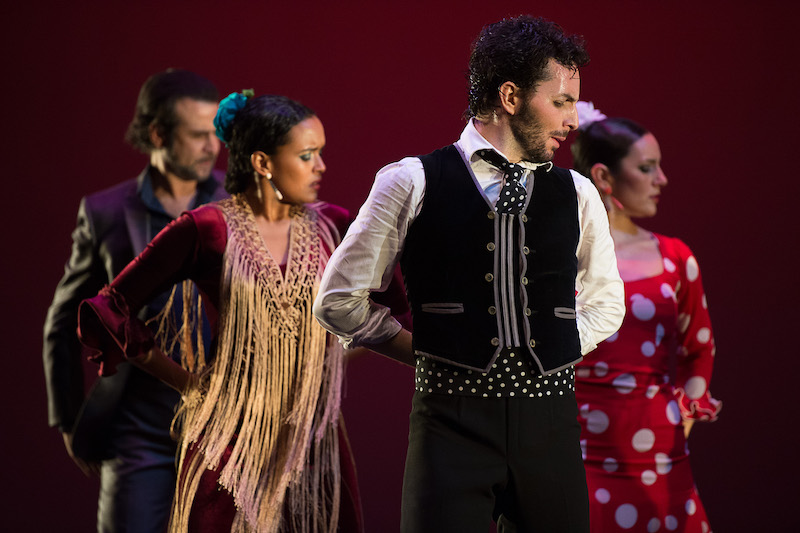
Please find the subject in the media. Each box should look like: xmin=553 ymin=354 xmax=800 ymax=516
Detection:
xmin=43 ymin=69 xmax=227 ymax=532
xmin=316 ymin=15 xmax=624 ymax=531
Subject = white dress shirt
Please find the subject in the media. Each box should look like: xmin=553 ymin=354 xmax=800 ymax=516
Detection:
xmin=314 ymin=120 xmax=624 ymax=355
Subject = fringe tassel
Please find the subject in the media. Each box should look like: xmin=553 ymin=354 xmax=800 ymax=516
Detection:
xmin=167 ymin=196 xmax=343 ymax=532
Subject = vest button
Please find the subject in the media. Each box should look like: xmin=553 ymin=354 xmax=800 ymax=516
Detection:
xmin=529 ymin=339 xmax=537 ymax=348
xmin=487 ymin=211 xmax=496 ymax=220
xmin=522 ymin=246 xmax=530 ymax=255
xmin=524 ymin=308 xmax=532 ymax=316
xmin=521 ymin=277 xmax=528 ymax=285
xmin=488 ymin=306 xmax=497 ymax=315
xmin=485 ymin=273 xmax=494 ymax=282
xmin=486 ymin=242 xmax=496 ymax=251
xmin=491 ymin=337 xmax=500 ymax=346
xmin=521 ymin=214 xmax=528 ymax=223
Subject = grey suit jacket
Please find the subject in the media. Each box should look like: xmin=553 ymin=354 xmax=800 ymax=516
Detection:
xmin=42 ymin=167 xmax=227 ymax=459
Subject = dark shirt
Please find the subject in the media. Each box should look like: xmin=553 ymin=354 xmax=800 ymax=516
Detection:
xmin=138 ymin=170 xmax=221 ymax=243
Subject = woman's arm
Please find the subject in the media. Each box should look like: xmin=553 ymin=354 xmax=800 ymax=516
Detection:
xmin=78 ymin=211 xmax=210 ymax=378
xmin=669 ymin=237 xmax=722 ymax=423
xmin=130 ymin=346 xmax=195 ymax=392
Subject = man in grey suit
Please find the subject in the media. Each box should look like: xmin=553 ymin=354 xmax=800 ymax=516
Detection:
xmin=43 ymin=69 xmax=227 ymax=532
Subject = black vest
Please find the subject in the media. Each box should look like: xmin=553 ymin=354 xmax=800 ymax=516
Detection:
xmin=400 ymin=144 xmax=582 ymax=375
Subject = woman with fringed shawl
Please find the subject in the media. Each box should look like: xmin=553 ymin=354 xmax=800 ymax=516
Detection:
xmin=78 ymin=92 xmax=398 ymax=532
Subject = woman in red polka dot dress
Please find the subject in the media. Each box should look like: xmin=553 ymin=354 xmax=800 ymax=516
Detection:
xmin=570 ymin=102 xmax=722 ymax=533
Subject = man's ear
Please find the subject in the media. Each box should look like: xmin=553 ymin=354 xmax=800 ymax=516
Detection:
xmin=250 ymin=151 xmax=271 ymax=176
xmin=498 ymin=81 xmax=523 ymax=116
xmin=590 ymin=163 xmax=615 ymax=194
xmin=149 ymin=123 xmax=166 ymax=149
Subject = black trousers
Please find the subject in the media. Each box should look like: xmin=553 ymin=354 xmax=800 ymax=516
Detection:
xmin=400 ymin=391 xmax=589 ymax=533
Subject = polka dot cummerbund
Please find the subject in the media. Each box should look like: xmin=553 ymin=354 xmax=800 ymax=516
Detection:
xmin=415 ymin=349 xmax=575 ymax=398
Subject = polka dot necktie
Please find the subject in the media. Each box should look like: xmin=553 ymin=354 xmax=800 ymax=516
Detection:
xmin=477 ymin=149 xmax=527 ymax=214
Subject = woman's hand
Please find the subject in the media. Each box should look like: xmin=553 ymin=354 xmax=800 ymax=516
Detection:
xmin=683 ymin=419 xmax=695 ymax=439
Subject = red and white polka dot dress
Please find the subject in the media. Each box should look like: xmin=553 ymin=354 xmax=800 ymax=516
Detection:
xmin=575 ymin=234 xmax=721 ymax=532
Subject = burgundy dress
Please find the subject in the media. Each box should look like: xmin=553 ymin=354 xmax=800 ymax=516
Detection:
xmin=79 ymin=202 xmax=372 ymax=532
xmin=575 ymin=234 xmax=721 ymax=533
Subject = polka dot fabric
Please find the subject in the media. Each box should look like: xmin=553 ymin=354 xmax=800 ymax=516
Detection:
xmin=575 ymin=234 xmax=721 ymax=532
xmin=476 ymin=149 xmax=528 ymax=214
xmin=416 ymin=350 xmax=574 ymax=398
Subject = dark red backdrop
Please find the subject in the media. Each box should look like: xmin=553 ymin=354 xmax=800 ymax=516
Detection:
xmin=3 ymin=1 xmax=797 ymax=530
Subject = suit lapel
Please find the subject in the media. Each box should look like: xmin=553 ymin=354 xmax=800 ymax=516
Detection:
xmin=124 ymin=168 xmax=151 ymax=256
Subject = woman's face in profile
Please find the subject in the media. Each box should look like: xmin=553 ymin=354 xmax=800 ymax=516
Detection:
xmin=612 ymin=133 xmax=668 ymax=218
xmin=269 ymin=115 xmax=327 ymax=204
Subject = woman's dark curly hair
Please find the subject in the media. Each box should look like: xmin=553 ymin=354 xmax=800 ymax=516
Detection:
xmin=223 ymin=95 xmax=315 ymax=194
xmin=571 ymin=118 xmax=649 ymax=178
xmin=466 ymin=15 xmax=589 ymax=119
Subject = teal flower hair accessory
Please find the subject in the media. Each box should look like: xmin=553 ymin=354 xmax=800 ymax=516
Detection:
xmin=214 ymin=89 xmax=255 ymax=145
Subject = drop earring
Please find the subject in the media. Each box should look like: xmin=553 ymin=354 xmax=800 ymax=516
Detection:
xmin=254 ymin=172 xmax=263 ymax=202
xmin=266 ymin=172 xmax=284 ymax=201
xmin=603 ymin=193 xmax=625 ymax=212
xmin=600 ymin=185 xmax=624 ymax=212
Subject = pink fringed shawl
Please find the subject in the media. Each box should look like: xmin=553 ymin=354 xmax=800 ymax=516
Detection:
xmin=170 ymin=195 xmax=344 ymax=533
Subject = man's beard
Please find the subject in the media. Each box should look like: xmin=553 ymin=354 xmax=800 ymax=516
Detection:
xmin=509 ymin=100 xmax=558 ymax=163
xmin=164 ymin=148 xmax=214 ymax=182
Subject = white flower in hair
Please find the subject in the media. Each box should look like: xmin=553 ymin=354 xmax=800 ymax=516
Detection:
xmin=576 ymin=101 xmax=608 ymax=130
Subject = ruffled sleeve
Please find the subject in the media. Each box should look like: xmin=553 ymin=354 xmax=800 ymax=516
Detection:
xmin=662 ymin=236 xmax=722 ymax=422
xmin=78 ymin=286 xmax=154 ymax=376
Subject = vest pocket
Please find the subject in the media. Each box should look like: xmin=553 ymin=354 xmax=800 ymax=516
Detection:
xmin=421 ymin=303 xmax=465 ymax=314
xmin=553 ymin=307 xmax=577 ymax=319
xmin=414 ymin=304 xmax=469 ymax=359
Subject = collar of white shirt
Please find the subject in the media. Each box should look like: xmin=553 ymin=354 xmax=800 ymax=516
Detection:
xmin=457 ymin=119 xmax=554 ymax=175
xmin=456 ymin=119 xmax=553 ymax=204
